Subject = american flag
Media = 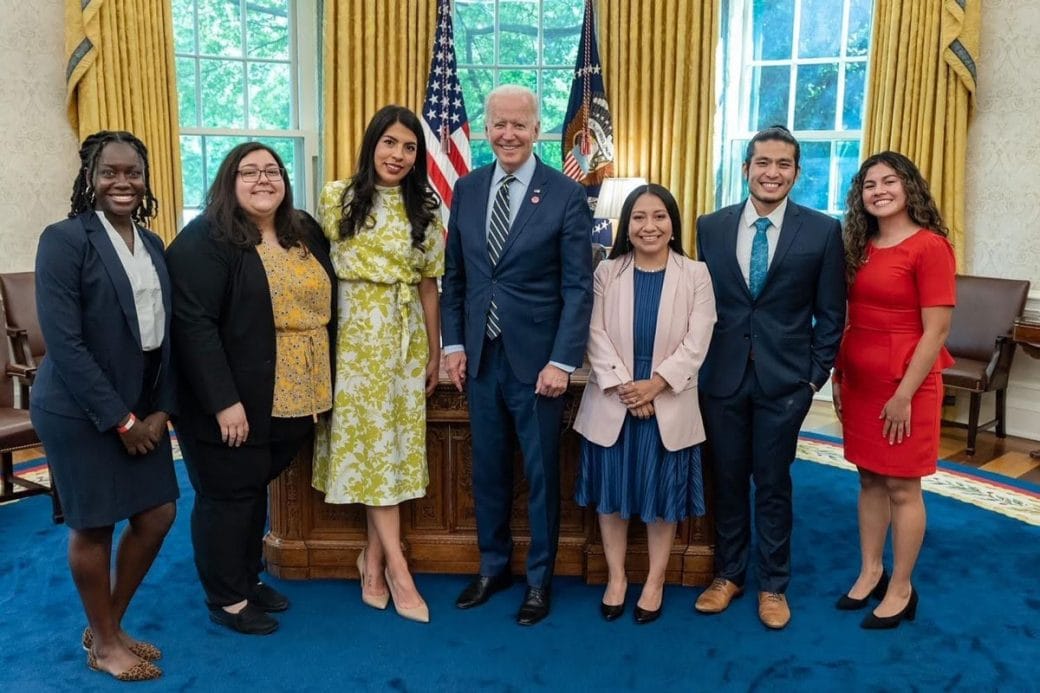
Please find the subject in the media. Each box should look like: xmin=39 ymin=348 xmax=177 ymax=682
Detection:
xmin=422 ymin=0 xmax=471 ymax=226
xmin=561 ymin=0 xmax=614 ymax=207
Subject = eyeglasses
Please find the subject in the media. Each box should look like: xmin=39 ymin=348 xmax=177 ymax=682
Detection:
xmin=237 ymin=166 xmax=284 ymax=183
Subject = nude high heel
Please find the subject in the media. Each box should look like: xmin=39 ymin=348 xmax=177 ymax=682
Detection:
xmin=356 ymin=548 xmax=389 ymax=610
xmin=385 ymin=568 xmax=430 ymax=623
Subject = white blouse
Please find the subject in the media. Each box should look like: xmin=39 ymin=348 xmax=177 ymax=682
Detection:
xmin=97 ymin=211 xmax=165 ymax=351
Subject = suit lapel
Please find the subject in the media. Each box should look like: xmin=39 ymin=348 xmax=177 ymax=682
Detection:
xmin=468 ymin=165 xmax=494 ymax=270
xmin=719 ymin=206 xmax=750 ymax=297
xmin=652 ymin=252 xmax=681 ymax=365
xmin=764 ymin=202 xmax=803 ymax=290
xmin=496 ymin=158 xmax=546 ymax=264
xmin=617 ymin=261 xmax=635 ymax=371
xmin=85 ymin=213 xmax=142 ymax=347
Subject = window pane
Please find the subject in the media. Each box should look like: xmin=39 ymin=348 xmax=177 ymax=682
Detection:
xmin=197 ymin=0 xmax=243 ymax=57
xmin=460 ymin=68 xmax=494 ymax=132
xmin=203 ymin=136 xmax=247 ymax=184
xmin=793 ymin=63 xmax=838 ymax=131
xmin=180 ymin=135 xmax=204 ymax=209
xmin=750 ymin=65 xmax=790 ymax=130
xmin=842 ymin=61 xmax=866 ymax=130
xmin=752 ymin=0 xmax=793 ymax=60
xmin=498 ymin=2 xmax=538 ymax=66
xmin=847 ymin=0 xmax=873 ymax=56
xmin=542 ymin=0 xmax=582 ymax=65
xmin=835 ymin=139 xmax=861 ymax=210
xmin=794 ymin=140 xmax=830 ymax=210
xmin=173 ymin=0 xmax=196 ymax=54
xmin=176 ymin=57 xmax=198 ymax=127
xmin=248 ymin=61 xmax=292 ymax=129
xmin=497 ymin=68 xmax=538 ymax=92
xmin=200 ymin=58 xmax=246 ymax=128
xmin=470 ymin=139 xmax=495 ymax=168
xmin=537 ymin=141 xmax=563 ymax=171
xmin=798 ymin=0 xmax=842 ymax=58
xmin=456 ymin=1 xmax=496 ymax=66
xmin=540 ymin=69 xmax=571 ymax=134
xmin=246 ymin=0 xmax=290 ymax=59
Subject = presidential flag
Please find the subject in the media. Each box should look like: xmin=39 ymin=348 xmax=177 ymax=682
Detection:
xmin=422 ymin=0 xmax=471 ymax=225
xmin=561 ymin=0 xmax=615 ymax=209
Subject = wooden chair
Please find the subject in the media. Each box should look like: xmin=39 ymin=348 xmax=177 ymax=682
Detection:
xmin=0 ymin=272 xmax=44 ymax=405
xmin=942 ymin=274 xmax=1031 ymax=455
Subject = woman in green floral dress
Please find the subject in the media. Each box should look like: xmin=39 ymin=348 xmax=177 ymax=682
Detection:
xmin=313 ymin=106 xmax=444 ymax=623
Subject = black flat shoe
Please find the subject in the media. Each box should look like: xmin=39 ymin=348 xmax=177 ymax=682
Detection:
xmin=836 ymin=571 xmax=889 ymax=611
xmin=252 ymin=581 xmax=290 ymax=613
xmin=861 ymin=587 xmax=917 ymax=629
xmin=208 ymin=603 xmax=279 ymax=635
xmin=633 ymin=604 xmax=662 ymax=625
xmin=456 ymin=572 xmax=512 ymax=609
xmin=516 ymin=587 xmax=551 ymax=626
xmin=600 ymin=601 xmax=625 ymax=621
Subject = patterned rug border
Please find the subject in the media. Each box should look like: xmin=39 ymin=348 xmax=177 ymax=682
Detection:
xmin=796 ymin=434 xmax=1040 ymax=526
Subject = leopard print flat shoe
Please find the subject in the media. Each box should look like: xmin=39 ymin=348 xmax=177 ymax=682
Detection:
xmin=86 ymin=649 xmax=162 ymax=682
xmin=82 ymin=627 xmax=162 ymax=661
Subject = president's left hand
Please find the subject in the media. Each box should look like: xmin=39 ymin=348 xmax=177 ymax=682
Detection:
xmin=535 ymin=364 xmax=569 ymax=398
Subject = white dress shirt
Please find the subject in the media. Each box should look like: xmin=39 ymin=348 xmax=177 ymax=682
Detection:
xmin=97 ymin=211 xmax=165 ymax=351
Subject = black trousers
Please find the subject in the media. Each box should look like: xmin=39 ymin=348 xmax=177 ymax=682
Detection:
xmin=179 ymin=416 xmax=312 ymax=608
xmin=700 ymin=366 xmax=814 ymax=594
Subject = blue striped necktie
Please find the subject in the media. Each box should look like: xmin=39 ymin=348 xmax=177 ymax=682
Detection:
xmin=748 ymin=217 xmax=771 ymax=298
xmin=486 ymin=174 xmax=515 ymax=339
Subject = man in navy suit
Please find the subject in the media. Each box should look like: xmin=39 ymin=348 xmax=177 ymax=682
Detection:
xmin=441 ymin=84 xmax=593 ymax=626
xmin=694 ymin=125 xmax=845 ymax=629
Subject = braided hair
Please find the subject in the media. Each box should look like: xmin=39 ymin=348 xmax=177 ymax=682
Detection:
xmin=69 ymin=130 xmax=158 ymax=225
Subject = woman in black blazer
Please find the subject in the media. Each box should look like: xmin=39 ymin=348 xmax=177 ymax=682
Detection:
xmin=31 ymin=131 xmax=176 ymax=682
xmin=166 ymin=142 xmax=336 ymax=635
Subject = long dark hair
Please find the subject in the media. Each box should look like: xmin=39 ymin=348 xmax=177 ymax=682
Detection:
xmin=843 ymin=150 xmax=948 ymax=283
xmin=69 ymin=130 xmax=158 ymax=224
xmin=607 ymin=184 xmax=686 ymax=260
xmin=205 ymin=142 xmax=305 ymax=249
xmin=337 ymin=105 xmax=440 ymax=249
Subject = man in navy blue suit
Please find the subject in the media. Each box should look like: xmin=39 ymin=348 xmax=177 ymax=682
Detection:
xmin=694 ymin=126 xmax=846 ymax=629
xmin=441 ymin=84 xmax=593 ymax=626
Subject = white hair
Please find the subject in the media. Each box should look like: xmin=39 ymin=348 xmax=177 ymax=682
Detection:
xmin=485 ymin=84 xmax=540 ymax=124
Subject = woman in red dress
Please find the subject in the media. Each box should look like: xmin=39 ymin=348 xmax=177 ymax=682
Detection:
xmin=832 ymin=151 xmax=956 ymax=629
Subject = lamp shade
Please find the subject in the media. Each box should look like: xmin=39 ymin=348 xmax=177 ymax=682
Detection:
xmin=592 ymin=177 xmax=647 ymax=219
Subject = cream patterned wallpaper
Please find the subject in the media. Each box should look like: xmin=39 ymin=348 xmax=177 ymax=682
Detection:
xmin=0 ymin=0 xmax=80 ymax=273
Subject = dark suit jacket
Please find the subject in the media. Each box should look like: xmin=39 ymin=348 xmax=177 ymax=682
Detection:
xmin=440 ymin=158 xmax=594 ymax=383
xmin=166 ymin=212 xmax=336 ymax=445
xmin=32 ymin=212 xmax=176 ymax=431
xmin=695 ymin=200 xmax=846 ymax=399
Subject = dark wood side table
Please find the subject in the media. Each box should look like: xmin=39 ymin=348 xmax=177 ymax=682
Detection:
xmin=1012 ymin=310 xmax=1040 ymax=459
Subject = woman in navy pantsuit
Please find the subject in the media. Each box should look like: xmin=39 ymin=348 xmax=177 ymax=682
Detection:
xmin=31 ymin=131 xmax=177 ymax=682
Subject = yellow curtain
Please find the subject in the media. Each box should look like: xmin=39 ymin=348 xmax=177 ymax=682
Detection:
xmin=863 ymin=0 xmax=980 ymax=267
xmin=64 ymin=0 xmax=183 ymax=243
xmin=598 ymin=1 xmax=719 ymax=254
xmin=323 ymin=1 xmax=437 ymax=181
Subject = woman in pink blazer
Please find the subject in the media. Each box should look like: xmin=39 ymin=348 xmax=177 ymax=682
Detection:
xmin=574 ymin=184 xmax=716 ymax=624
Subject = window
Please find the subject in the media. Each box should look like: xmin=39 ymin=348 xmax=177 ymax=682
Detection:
xmin=172 ymin=0 xmax=319 ymax=225
xmin=716 ymin=0 xmax=874 ymax=215
xmin=454 ymin=0 xmax=584 ymax=171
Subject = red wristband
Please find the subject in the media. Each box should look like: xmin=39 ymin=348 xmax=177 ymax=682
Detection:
xmin=117 ymin=413 xmax=137 ymax=434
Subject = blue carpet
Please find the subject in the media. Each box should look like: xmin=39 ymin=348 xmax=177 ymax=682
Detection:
xmin=1 ymin=458 xmax=1037 ymax=691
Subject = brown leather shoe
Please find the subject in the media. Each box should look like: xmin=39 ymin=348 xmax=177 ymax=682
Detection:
xmin=694 ymin=578 xmax=744 ymax=613
xmin=758 ymin=592 xmax=791 ymax=629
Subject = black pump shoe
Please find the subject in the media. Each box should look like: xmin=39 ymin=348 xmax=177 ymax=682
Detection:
xmin=633 ymin=604 xmax=662 ymax=625
xmin=600 ymin=601 xmax=625 ymax=621
xmin=861 ymin=587 xmax=918 ymax=629
xmin=836 ymin=571 xmax=889 ymax=610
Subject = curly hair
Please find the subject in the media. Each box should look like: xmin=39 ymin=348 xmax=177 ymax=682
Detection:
xmin=336 ymin=105 xmax=440 ymax=249
xmin=843 ymin=151 xmax=948 ymax=284
xmin=69 ymin=131 xmax=158 ymax=224
xmin=608 ymin=183 xmax=686 ymax=261
xmin=204 ymin=141 xmax=306 ymax=250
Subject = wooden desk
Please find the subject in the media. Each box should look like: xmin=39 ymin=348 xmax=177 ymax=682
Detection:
xmin=264 ymin=371 xmax=715 ymax=586
xmin=1013 ymin=311 xmax=1040 ymax=459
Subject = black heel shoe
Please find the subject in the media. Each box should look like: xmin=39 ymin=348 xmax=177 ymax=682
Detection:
xmin=600 ymin=601 xmax=625 ymax=621
xmin=836 ymin=571 xmax=889 ymax=610
xmin=633 ymin=604 xmax=662 ymax=625
xmin=861 ymin=586 xmax=917 ymax=629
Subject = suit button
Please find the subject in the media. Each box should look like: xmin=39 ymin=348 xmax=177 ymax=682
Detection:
xmin=743 ymin=334 xmax=749 ymax=340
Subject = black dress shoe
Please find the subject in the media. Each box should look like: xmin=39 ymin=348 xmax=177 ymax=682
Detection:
xmin=600 ymin=601 xmax=625 ymax=621
xmin=861 ymin=587 xmax=918 ymax=629
xmin=209 ymin=603 xmax=279 ymax=635
xmin=517 ymin=587 xmax=551 ymax=626
xmin=633 ymin=604 xmax=662 ymax=625
xmin=456 ymin=572 xmax=512 ymax=609
xmin=836 ymin=571 xmax=888 ymax=611
xmin=252 ymin=581 xmax=290 ymax=612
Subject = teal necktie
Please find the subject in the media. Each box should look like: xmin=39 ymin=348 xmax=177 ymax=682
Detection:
xmin=748 ymin=217 xmax=771 ymax=298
